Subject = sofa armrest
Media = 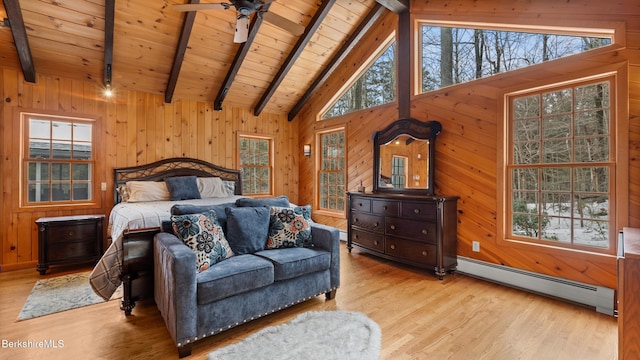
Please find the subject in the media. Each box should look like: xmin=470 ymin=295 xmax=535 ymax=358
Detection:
xmin=311 ymin=223 xmax=340 ymax=290
xmin=154 ymin=232 xmax=197 ymax=347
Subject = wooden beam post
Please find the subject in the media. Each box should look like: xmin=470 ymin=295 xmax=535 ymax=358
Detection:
xmin=165 ymin=0 xmax=200 ymax=104
xmin=3 ymin=0 xmax=36 ymax=83
xmin=377 ymin=0 xmax=409 ymax=13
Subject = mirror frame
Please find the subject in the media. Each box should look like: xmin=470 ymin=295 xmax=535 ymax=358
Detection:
xmin=373 ymin=118 xmax=442 ymax=195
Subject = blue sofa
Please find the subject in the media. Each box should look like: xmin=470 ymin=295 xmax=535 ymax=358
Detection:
xmin=154 ymin=220 xmax=340 ymax=357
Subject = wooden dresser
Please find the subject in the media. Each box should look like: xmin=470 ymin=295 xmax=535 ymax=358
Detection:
xmin=347 ymin=192 xmax=458 ymax=279
xmin=618 ymin=227 xmax=640 ymax=359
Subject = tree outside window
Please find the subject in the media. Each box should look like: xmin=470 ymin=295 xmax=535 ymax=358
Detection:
xmin=319 ymin=130 xmax=345 ymax=212
xmin=421 ymin=25 xmax=611 ymax=93
xmin=322 ymin=41 xmax=396 ymax=120
xmin=239 ymin=136 xmax=272 ymax=195
xmin=507 ymin=79 xmax=613 ymax=251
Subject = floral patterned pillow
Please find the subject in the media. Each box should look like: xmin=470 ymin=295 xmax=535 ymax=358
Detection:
xmin=171 ymin=210 xmax=234 ymax=272
xmin=266 ymin=206 xmax=313 ymax=249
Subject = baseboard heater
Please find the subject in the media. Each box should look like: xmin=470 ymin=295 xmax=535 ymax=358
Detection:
xmin=456 ymin=257 xmax=615 ymax=316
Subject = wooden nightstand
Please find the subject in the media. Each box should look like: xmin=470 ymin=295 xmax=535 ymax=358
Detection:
xmin=35 ymin=214 xmax=105 ymax=275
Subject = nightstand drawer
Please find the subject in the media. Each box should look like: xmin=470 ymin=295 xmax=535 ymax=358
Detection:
xmin=47 ymin=223 xmax=99 ymax=243
xmin=401 ymin=201 xmax=437 ymax=221
xmin=48 ymin=241 xmax=100 ymax=262
xmin=386 ymin=237 xmax=437 ymax=264
xmin=351 ymin=212 xmax=384 ymax=233
xmin=386 ymin=218 xmax=436 ymax=243
xmin=351 ymin=198 xmax=371 ymax=213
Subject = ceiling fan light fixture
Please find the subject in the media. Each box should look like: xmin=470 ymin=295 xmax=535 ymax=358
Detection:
xmin=234 ymin=15 xmax=250 ymax=43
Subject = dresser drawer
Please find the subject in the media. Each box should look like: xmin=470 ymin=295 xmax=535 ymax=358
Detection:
xmin=47 ymin=241 xmax=100 ymax=262
xmin=47 ymin=223 xmax=98 ymax=244
xmin=351 ymin=212 xmax=384 ymax=233
xmin=350 ymin=229 xmax=384 ymax=252
xmin=351 ymin=197 xmax=371 ymax=212
xmin=386 ymin=218 xmax=436 ymax=243
xmin=401 ymin=201 xmax=437 ymax=221
xmin=386 ymin=237 xmax=437 ymax=264
xmin=372 ymin=200 xmax=398 ymax=216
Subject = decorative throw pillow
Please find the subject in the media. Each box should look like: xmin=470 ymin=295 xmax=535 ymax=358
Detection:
xmin=170 ymin=210 xmax=233 ymax=272
xmin=235 ymin=196 xmax=290 ymax=208
xmin=266 ymin=205 xmax=313 ymax=249
xmin=165 ymin=176 xmax=201 ymax=201
xmin=126 ymin=181 xmax=170 ymax=202
xmin=223 ymin=180 xmax=236 ymax=196
xmin=225 ymin=206 xmax=270 ymax=254
xmin=171 ymin=203 xmax=237 ymax=233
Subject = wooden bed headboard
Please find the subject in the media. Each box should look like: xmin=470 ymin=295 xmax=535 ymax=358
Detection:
xmin=113 ymin=157 xmax=242 ymax=204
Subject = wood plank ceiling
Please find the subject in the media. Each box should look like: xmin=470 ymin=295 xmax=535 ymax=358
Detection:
xmin=0 ymin=0 xmax=392 ymax=118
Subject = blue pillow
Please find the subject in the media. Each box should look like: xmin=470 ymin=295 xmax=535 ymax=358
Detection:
xmin=235 ymin=196 xmax=289 ymax=208
xmin=225 ymin=207 xmax=270 ymax=254
xmin=165 ymin=176 xmax=201 ymax=201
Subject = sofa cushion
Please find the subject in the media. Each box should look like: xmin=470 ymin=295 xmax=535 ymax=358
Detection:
xmin=235 ymin=196 xmax=290 ymax=208
xmin=266 ymin=205 xmax=313 ymax=249
xmin=170 ymin=211 xmax=234 ymax=273
xmin=165 ymin=175 xmax=201 ymax=201
xmin=254 ymin=248 xmax=330 ymax=281
xmin=171 ymin=202 xmax=237 ymax=233
xmin=225 ymin=206 xmax=270 ymax=254
xmin=196 ymin=254 xmax=274 ymax=305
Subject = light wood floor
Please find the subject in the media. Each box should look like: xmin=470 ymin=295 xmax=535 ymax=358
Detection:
xmin=0 ymin=242 xmax=617 ymax=360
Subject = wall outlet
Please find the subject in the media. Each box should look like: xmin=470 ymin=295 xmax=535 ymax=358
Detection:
xmin=101 ymin=182 xmax=107 ymax=191
xmin=472 ymin=241 xmax=480 ymax=252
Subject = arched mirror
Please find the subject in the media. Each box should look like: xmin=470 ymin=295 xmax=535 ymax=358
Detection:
xmin=373 ymin=118 xmax=441 ymax=195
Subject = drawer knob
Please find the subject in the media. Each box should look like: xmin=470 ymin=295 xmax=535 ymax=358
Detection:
xmin=390 ymin=244 xmax=396 ymax=250
xmin=390 ymin=225 xmax=396 ymax=230
xmin=422 ymin=229 xmax=428 ymax=235
xmin=354 ymin=234 xmax=359 ymax=239
xmin=374 ymin=240 xmax=379 ymax=245
xmin=374 ymin=222 xmax=379 ymax=227
xmin=422 ymin=251 xmax=428 ymax=256
xmin=414 ymin=208 xmax=420 ymax=214
xmin=68 ymin=231 xmax=74 ymax=236
xmin=383 ymin=206 xmax=388 ymax=210
xmin=358 ymin=203 xmax=363 ymax=207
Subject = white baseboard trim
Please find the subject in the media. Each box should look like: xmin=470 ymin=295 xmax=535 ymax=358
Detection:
xmin=457 ymin=257 xmax=615 ymax=315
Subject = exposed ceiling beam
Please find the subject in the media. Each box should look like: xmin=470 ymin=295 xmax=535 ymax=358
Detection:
xmin=165 ymin=0 xmax=200 ymax=104
xmin=253 ymin=0 xmax=336 ymax=116
xmin=287 ymin=3 xmax=386 ymax=122
xmin=376 ymin=0 xmax=409 ymax=13
xmin=3 ymin=0 xmax=36 ymax=83
xmin=397 ymin=10 xmax=410 ymax=118
xmin=214 ymin=4 xmax=270 ymax=110
xmin=104 ymin=0 xmax=114 ymax=89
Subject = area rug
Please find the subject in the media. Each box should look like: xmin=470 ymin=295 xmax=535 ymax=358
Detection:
xmin=207 ymin=310 xmax=381 ymax=360
xmin=17 ymin=271 xmax=122 ymax=321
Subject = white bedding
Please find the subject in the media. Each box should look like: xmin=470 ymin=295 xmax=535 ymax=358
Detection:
xmin=89 ymin=196 xmax=245 ymax=300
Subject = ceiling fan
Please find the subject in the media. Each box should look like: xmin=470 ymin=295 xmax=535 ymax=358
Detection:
xmin=173 ymin=0 xmax=305 ymax=43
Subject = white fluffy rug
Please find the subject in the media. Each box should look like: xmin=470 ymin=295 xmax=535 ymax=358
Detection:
xmin=207 ymin=310 xmax=381 ymax=360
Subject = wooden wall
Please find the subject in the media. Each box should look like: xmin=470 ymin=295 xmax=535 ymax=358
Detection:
xmin=295 ymin=0 xmax=640 ymax=290
xmin=0 ymin=69 xmax=298 ymax=271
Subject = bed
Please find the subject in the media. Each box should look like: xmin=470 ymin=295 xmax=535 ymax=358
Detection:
xmin=89 ymin=157 xmax=244 ymax=314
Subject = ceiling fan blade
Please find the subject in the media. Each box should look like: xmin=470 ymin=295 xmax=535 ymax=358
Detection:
xmin=262 ymin=12 xmax=305 ymax=36
xmin=234 ymin=15 xmax=250 ymax=43
xmin=172 ymin=3 xmax=229 ymax=12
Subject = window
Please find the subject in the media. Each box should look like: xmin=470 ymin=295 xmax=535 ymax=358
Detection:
xmin=239 ymin=135 xmax=272 ymax=195
xmin=22 ymin=113 xmax=95 ymax=206
xmin=420 ymin=23 xmax=612 ymax=93
xmin=321 ymin=39 xmax=396 ymax=120
xmin=391 ymin=156 xmax=407 ymax=188
xmin=318 ymin=130 xmax=345 ymax=212
xmin=506 ymin=78 xmax=614 ymax=251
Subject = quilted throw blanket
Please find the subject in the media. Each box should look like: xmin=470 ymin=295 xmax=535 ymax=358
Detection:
xmin=89 ymin=196 xmax=244 ymax=300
